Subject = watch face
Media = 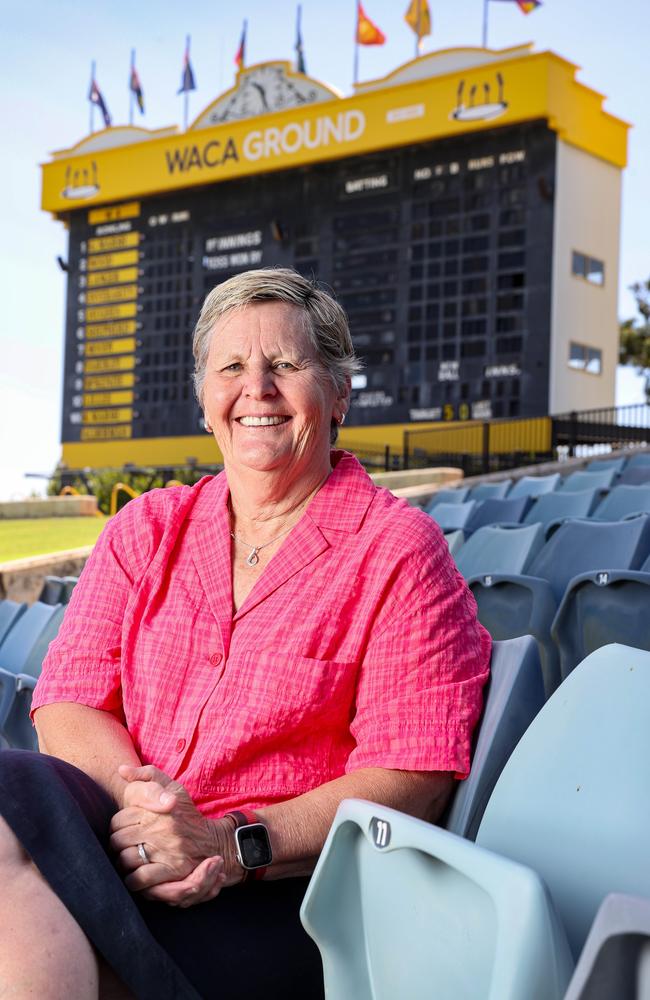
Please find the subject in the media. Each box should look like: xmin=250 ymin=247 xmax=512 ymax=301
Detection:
xmin=237 ymin=823 xmax=273 ymax=869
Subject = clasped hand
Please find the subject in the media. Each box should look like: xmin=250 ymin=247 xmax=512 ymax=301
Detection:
xmin=109 ymin=764 xmax=228 ymax=907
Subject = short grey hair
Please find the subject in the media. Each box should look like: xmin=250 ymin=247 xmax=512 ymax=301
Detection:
xmin=192 ymin=267 xmax=362 ymax=411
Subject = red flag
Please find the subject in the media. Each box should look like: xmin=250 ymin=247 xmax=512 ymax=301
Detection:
xmin=235 ymin=21 xmax=247 ymax=69
xmin=356 ymin=1 xmax=386 ymax=45
xmin=515 ymin=0 xmax=542 ymax=12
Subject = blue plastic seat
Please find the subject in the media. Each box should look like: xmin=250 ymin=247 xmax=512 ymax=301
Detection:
xmin=38 ymin=576 xmax=65 ymax=605
xmin=463 ymin=495 xmax=532 ymax=537
xmin=551 ymin=550 xmax=650 ymax=681
xmin=618 ymin=465 xmax=650 ymax=486
xmin=0 ymin=602 xmax=64 ymax=676
xmin=558 ymin=469 xmax=618 ymax=492
xmin=455 ymin=524 xmax=545 ymax=581
xmin=585 ymin=457 xmax=627 ymax=474
xmin=0 ymin=669 xmax=37 ymax=751
xmin=468 ymin=480 xmax=511 ymax=501
xmin=425 ymin=487 xmax=469 ymax=514
xmin=469 ymin=516 xmax=650 ymax=696
xmin=564 ymin=893 xmax=650 ymax=1000
xmin=443 ymin=529 xmax=465 ymax=557
xmin=428 ymin=500 xmax=477 ymax=533
xmin=61 ymin=576 xmax=79 ymax=603
xmin=591 ymin=484 xmax=650 ymax=521
xmin=444 ymin=636 xmax=546 ymax=840
xmin=625 ymin=452 xmax=650 ymax=469
xmin=523 ymin=489 xmax=600 ymax=538
xmin=477 ymin=644 xmax=650 ymax=960
xmin=508 ymin=474 xmax=561 ymax=499
xmin=0 ymin=601 xmax=27 ymax=645
xmin=301 ymin=798 xmax=573 ymax=1000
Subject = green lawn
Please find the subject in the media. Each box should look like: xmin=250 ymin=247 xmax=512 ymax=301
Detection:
xmin=0 ymin=516 xmax=108 ymax=563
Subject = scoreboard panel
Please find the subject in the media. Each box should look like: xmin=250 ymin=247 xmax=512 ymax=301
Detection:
xmin=62 ymin=118 xmax=556 ymax=447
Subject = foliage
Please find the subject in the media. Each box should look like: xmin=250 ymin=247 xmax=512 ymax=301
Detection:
xmin=47 ymin=467 xmax=205 ymax=515
xmin=619 ymin=279 xmax=650 ymax=400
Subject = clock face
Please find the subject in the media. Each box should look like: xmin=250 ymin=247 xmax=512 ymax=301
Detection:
xmin=200 ymin=62 xmax=334 ymax=127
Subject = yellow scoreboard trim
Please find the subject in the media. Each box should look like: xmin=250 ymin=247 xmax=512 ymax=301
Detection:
xmin=88 ymin=202 xmax=140 ymax=224
xmin=86 ymin=284 xmax=138 ymax=305
xmin=87 ymin=267 xmax=139 ymax=288
xmin=85 ymin=302 xmax=138 ymax=322
xmin=82 ymin=390 xmax=134 ymax=407
xmin=84 ymin=372 xmax=135 ymax=390
xmin=80 ymin=426 xmax=133 ymax=442
xmin=85 ymin=320 xmax=137 ymax=339
xmin=85 ymin=337 xmax=136 ymax=357
xmin=84 ymin=354 xmax=136 ymax=373
xmin=81 ymin=407 xmax=133 ymax=425
xmin=87 ymin=250 xmax=139 ymax=271
xmin=87 ymin=232 xmax=140 ymax=253
xmin=42 ymin=49 xmax=629 ymax=216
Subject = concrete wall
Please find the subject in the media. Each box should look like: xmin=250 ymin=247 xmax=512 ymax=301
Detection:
xmin=0 ymin=496 xmax=99 ymax=519
xmin=0 ymin=548 xmax=92 ymax=604
xmin=549 ymin=140 xmax=622 ymax=413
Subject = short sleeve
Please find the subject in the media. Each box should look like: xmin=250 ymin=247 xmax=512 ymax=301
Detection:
xmin=346 ymin=532 xmax=491 ymax=779
xmin=31 ymin=512 xmax=136 ymax=722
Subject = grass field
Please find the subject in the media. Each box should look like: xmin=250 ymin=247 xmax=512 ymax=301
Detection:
xmin=0 ymin=516 xmax=108 ymax=563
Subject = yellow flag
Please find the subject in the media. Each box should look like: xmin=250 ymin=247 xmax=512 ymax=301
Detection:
xmin=404 ymin=0 xmax=431 ymax=42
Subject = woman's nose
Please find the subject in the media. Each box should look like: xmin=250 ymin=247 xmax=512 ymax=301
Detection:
xmin=243 ymin=366 xmax=277 ymax=398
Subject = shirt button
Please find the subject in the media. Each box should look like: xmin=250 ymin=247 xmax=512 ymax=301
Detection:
xmin=209 ymin=652 xmax=223 ymax=666
xmin=175 ymin=738 xmax=186 ymax=753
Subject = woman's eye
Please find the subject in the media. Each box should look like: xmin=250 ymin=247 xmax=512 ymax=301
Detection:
xmin=274 ymin=361 xmax=295 ymax=371
xmin=223 ymin=363 xmax=242 ymax=372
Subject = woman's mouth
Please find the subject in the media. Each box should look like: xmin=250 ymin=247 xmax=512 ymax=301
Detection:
xmin=236 ymin=415 xmax=291 ymax=427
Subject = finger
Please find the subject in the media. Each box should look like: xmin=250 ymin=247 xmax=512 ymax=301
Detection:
xmin=116 ymin=845 xmax=150 ymax=874
xmin=123 ymin=780 xmax=177 ymax=813
xmin=138 ymin=857 xmax=224 ymax=906
xmin=118 ymin=764 xmax=169 ymax=784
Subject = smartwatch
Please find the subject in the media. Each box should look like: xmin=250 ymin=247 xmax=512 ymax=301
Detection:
xmin=224 ymin=809 xmax=273 ymax=880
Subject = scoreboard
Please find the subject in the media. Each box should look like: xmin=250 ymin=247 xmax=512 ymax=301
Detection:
xmin=45 ymin=47 xmax=628 ymax=469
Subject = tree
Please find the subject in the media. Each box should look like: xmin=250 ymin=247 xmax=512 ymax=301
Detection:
xmin=619 ymin=278 xmax=650 ymax=400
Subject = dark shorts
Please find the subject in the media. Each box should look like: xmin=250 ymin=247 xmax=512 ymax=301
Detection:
xmin=0 ymin=750 xmax=324 ymax=1000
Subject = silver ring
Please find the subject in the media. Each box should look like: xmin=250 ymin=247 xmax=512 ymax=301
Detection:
xmin=137 ymin=843 xmax=150 ymax=864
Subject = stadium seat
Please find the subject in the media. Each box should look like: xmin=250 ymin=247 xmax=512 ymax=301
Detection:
xmin=477 ymin=644 xmax=650 ymax=960
xmin=625 ymin=452 xmax=650 ymax=469
xmin=455 ymin=523 xmax=545 ymax=580
xmin=38 ymin=576 xmax=65 ymax=605
xmin=591 ymin=484 xmax=650 ymax=521
xmin=301 ymin=798 xmax=573 ymax=1000
xmin=508 ymin=473 xmax=561 ymax=499
xmin=551 ymin=549 xmax=650 ymax=681
xmin=618 ymin=465 xmax=650 ymax=486
xmin=468 ymin=480 xmax=511 ymax=501
xmin=443 ymin=530 xmax=464 ymax=557
xmin=61 ymin=576 xmax=79 ymax=603
xmin=0 ymin=670 xmax=37 ymax=751
xmin=558 ymin=469 xmax=618 ymax=493
xmin=444 ymin=636 xmax=545 ymax=840
xmin=563 ymin=893 xmax=650 ymax=1000
xmin=0 ymin=600 xmax=27 ymax=645
xmin=425 ymin=487 xmax=469 ymax=513
xmin=585 ymin=457 xmax=627 ymax=474
xmin=428 ymin=500 xmax=477 ymax=533
xmin=468 ymin=516 xmax=650 ymax=696
xmin=20 ymin=605 xmax=65 ymax=678
xmin=0 ymin=602 xmax=64 ymax=676
xmin=463 ymin=495 xmax=532 ymax=536
xmin=523 ymin=488 xmax=600 ymax=538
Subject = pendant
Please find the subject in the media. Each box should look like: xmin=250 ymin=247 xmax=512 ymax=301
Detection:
xmin=246 ymin=548 xmax=260 ymax=567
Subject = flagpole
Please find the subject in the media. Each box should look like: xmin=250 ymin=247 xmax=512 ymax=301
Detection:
xmin=129 ymin=49 xmax=135 ymax=126
xmin=415 ymin=1 xmax=420 ymax=59
xmin=353 ymin=0 xmax=360 ymax=86
xmin=184 ymin=34 xmax=190 ymax=131
xmin=482 ymin=0 xmax=489 ymax=47
xmin=296 ymin=4 xmax=302 ymax=70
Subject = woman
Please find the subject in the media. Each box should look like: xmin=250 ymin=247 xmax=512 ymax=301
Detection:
xmin=0 ymin=268 xmax=490 ymax=999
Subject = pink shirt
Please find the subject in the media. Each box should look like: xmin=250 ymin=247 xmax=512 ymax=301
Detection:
xmin=33 ymin=452 xmax=491 ymax=818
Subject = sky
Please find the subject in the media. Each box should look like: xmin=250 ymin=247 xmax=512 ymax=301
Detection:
xmin=1 ymin=0 xmax=649 ymax=499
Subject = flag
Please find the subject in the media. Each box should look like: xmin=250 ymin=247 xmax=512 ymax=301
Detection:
xmin=356 ymin=2 xmax=386 ymax=45
xmin=514 ymin=0 xmax=542 ymax=12
xmin=178 ymin=40 xmax=196 ymax=94
xmin=88 ymin=78 xmax=111 ymax=128
xmin=404 ymin=0 xmax=431 ymax=46
xmin=130 ymin=65 xmax=145 ymax=114
xmin=235 ymin=21 xmax=247 ymax=69
xmin=295 ymin=7 xmax=306 ymax=74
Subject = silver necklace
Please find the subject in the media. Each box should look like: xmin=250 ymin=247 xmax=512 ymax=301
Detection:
xmin=230 ymin=522 xmax=296 ymax=567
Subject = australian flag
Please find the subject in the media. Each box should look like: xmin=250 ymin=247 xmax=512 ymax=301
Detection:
xmin=88 ymin=78 xmax=112 ymax=128
xmin=178 ymin=40 xmax=196 ymax=94
xmin=130 ymin=65 xmax=145 ymax=114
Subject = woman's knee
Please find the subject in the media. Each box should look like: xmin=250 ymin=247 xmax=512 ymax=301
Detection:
xmin=0 ymin=813 xmax=29 ymax=866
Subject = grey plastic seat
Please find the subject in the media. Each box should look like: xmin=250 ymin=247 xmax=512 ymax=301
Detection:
xmin=626 ymin=452 xmax=650 ymax=469
xmin=523 ymin=488 xmax=600 ymax=537
xmin=0 ymin=601 xmax=27 ymax=645
xmin=444 ymin=636 xmax=545 ymax=840
xmin=0 ymin=669 xmax=37 ymax=751
xmin=477 ymin=644 xmax=650 ymax=961
xmin=508 ymin=473 xmax=561 ymax=499
xmin=591 ymin=484 xmax=650 ymax=521
xmin=301 ymin=798 xmax=574 ymax=1000
xmin=443 ymin=530 xmax=464 ymax=557
xmin=469 ymin=516 xmax=650 ymax=696
xmin=428 ymin=500 xmax=477 ymax=533
xmin=425 ymin=487 xmax=469 ymax=513
xmin=61 ymin=576 xmax=79 ymax=603
xmin=21 ymin=605 xmax=65 ymax=678
xmin=0 ymin=602 xmax=64 ymax=676
xmin=558 ymin=469 xmax=617 ymax=492
xmin=551 ymin=550 xmax=650 ymax=681
xmin=586 ymin=457 xmax=627 ymax=474
xmin=619 ymin=465 xmax=650 ymax=486
xmin=38 ymin=576 xmax=65 ymax=605
xmin=455 ymin=524 xmax=545 ymax=581
xmin=468 ymin=480 xmax=511 ymax=501
xmin=564 ymin=893 xmax=650 ymax=1000
xmin=463 ymin=496 xmax=532 ymax=536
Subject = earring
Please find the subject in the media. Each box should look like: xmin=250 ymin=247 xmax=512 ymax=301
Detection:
xmin=338 ymin=413 xmax=346 ymax=425
xmin=204 ymin=421 xmax=213 ymax=433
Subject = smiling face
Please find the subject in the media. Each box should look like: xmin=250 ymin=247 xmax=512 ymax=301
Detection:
xmin=202 ymin=301 xmax=348 ymax=483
